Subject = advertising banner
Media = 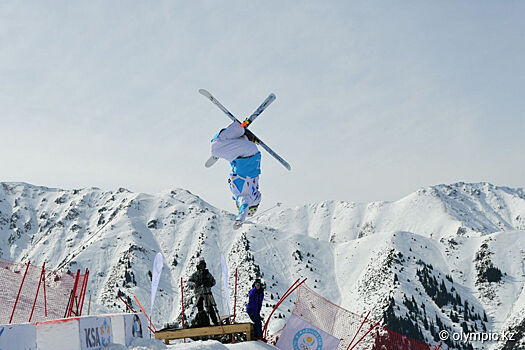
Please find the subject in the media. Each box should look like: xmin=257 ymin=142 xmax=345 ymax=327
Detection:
xmin=123 ymin=313 xmax=148 ymax=346
xmin=0 ymin=323 xmax=37 ymax=350
xmin=79 ymin=316 xmax=112 ymax=350
xmin=276 ymin=314 xmax=341 ymax=350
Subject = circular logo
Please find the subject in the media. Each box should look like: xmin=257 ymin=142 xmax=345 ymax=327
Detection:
xmin=293 ymin=328 xmax=323 ymax=350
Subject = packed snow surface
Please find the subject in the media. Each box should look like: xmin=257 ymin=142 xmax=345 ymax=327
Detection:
xmin=107 ymin=339 xmax=274 ymax=350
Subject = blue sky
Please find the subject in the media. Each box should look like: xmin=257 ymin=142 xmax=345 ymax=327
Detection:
xmin=1 ymin=1 xmax=524 ymax=212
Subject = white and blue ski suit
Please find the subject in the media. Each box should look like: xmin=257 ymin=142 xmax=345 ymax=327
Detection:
xmin=211 ymin=121 xmax=262 ymax=222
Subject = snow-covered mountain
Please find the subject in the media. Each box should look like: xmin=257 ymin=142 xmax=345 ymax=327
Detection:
xmin=1 ymin=182 xmax=524 ymax=349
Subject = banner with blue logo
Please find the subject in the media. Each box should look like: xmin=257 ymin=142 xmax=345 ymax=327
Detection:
xmin=79 ymin=316 xmax=112 ymax=350
xmin=276 ymin=314 xmax=341 ymax=350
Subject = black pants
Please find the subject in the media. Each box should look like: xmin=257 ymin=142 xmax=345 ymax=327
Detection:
xmin=197 ymin=295 xmax=219 ymax=325
xmin=248 ymin=313 xmax=263 ymax=338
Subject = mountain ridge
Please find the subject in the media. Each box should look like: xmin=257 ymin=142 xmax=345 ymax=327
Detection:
xmin=1 ymin=181 xmax=524 ymax=349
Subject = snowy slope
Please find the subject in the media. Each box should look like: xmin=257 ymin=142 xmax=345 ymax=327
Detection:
xmin=1 ymin=181 xmax=524 ymax=349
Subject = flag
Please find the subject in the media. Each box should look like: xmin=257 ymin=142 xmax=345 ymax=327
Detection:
xmin=151 ymin=252 xmax=163 ymax=317
xmin=276 ymin=314 xmax=341 ymax=350
xmin=221 ymin=255 xmax=231 ymax=315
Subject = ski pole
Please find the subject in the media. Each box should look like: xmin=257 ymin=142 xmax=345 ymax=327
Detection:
xmin=249 ymin=202 xmax=282 ymax=220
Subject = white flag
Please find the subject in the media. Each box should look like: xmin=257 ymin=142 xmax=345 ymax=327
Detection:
xmin=276 ymin=314 xmax=341 ymax=350
xmin=151 ymin=252 xmax=164 ymax=317
xmin=221 ymin=255 xmax=231 ymax=315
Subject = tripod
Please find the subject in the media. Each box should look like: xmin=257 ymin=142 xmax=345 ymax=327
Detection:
xmin=197 ymin=287 xmax=224 ymax=327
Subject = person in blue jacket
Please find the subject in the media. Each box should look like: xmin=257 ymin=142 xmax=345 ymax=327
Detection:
xmin=246 ymin=278 xmax=265 ymax=339
xmin=207 ymin=121 xmax=262 ymax=229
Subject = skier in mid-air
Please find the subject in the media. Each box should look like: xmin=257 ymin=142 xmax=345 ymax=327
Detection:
xmin=206 ymin=120 xmax=262 ymax=229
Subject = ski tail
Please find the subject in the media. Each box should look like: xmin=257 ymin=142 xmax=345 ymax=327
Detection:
xmin=205 ymin=156 xmax=219 ymax=168
xmin=245 ymin=129 xmax=291 ymax=171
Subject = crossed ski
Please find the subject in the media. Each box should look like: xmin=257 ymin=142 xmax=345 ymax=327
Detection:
xmin=199 ymin=89 xmax=291 ymax=171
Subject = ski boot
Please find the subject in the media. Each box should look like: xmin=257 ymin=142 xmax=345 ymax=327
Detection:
xmin=247 ymin=205 xmax=259 ymax=217
xmin=233 ymin=220 xmax=243 ymax=230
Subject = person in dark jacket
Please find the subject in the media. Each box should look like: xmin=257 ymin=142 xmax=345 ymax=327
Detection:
xmin=188 ymin=258 xmax=219 ymax=326
xmin=246 ymin=278 xmax=264 ymax=338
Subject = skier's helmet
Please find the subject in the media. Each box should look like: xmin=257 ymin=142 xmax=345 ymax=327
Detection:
xmin=253 ymin=278 xmax=263 ymax=288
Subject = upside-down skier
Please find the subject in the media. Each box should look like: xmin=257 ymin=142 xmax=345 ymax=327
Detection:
xmin=206 ymin=120 xmax=262 ymax=229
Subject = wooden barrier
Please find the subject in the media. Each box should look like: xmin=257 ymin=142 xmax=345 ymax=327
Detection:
xmin=155 ymin=323 xmax=254 ymax=345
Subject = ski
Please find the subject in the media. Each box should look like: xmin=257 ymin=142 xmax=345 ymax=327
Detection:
xmin=245 ymin=129 xmax=291 ymax=171
xmin=199 ymin=89 xmax=238 ymax=124
xmin=241 ymin=93 xmax=276 ymax=127
xmin=205 ymin=156 xmax=219 ymax=168
xmin=199 ymin=89 xmax=291 ymax=171
xmin=199 ymin=89 xmax=275 ymax=128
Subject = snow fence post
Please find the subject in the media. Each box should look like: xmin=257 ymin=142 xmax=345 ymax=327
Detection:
xmin=67 ymin=269 xmax=81 ymax=317
xmin=348 ymin=319 xmax=382 ymax=350
xmin=43 ymin=265 xmax=47 ymax=317
xmin=29 ymin=262 xmax=46 ymax=322
xmin=79 ymin=268 xmax=89 ymax=315
xmin=263 ymin=278 xmax=307 ymax=339
xmin=231 ymin=268 xmax=238 ymax=343
xmin=181 ymin=277 xmax=186 ymax=343
xmin=10 ymin=261 xmax=30 ymax=324
xmin=134 ymin=295 xmax=156 ymax=332
xmin=346 ymin=310 xmax=370 ymax=350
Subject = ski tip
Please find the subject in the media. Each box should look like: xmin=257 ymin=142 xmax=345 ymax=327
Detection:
xmin=198 ymin=89 xmax=210 ymax=96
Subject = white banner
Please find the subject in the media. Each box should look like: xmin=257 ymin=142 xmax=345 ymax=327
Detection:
xmin=0 ymin=323 xmax=37 ymax=350
xmin=79 ymin=316 xmax=112 ymax=350
xmin=221 ymin=255 xmax=231 ymax=315
xmin=151 ymin=252 xmax=164 ymax=316
xmin=276 ymin=314 xmax=341 ymax=350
